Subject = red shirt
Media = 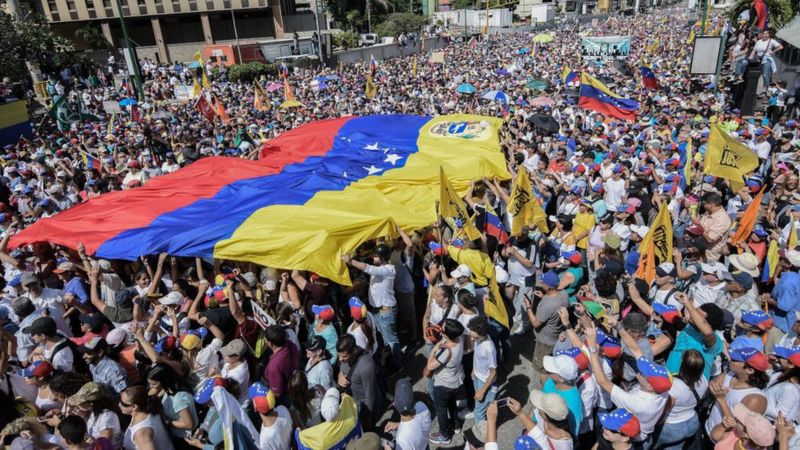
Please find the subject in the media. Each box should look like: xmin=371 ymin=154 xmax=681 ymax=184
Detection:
xmin=264 ymin=342 xmax=301 ymax=397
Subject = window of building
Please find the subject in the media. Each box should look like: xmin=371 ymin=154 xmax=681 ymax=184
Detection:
xmin=66 ymin=0 xmax=76 ymax=11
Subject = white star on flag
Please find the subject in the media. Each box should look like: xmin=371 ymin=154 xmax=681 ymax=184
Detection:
xmin=384 ymin=154 xmax=402 ymax=166
xmin=364 ymin=142 xmax=380 ymax=151
xmin=364 ymin=165 xmax=383 ymax=175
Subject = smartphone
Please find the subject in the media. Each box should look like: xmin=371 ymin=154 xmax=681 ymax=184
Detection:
xmin=496 ymin=398 xmax=508 ymax=407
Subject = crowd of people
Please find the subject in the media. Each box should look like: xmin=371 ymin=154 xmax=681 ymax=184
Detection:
xmin=0 ymin=2 xmax=799 ymax=450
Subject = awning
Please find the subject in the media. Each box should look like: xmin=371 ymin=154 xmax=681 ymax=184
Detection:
xmin=777 ymin=15 xmax=800 ymax=49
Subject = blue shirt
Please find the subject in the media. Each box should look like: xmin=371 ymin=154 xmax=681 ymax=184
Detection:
xmin=771 ymin=272 xmax=800 ymax=333
xmin=64 ymin=277 xmax=89 ymax=304
xmin=666 ymin=324 xmax=723 ymax=380
xmin=543 ymin=378 xmax=583 ymax=437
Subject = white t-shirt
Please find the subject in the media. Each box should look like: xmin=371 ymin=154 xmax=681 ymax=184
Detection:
xmin=666 ymin=376 xmax=709 ymax=424
xmin=577 ymin=373 xmax=598 ymax=433
xmin=221 ymin=361 xmax=250 ymax=403
xmin=347 ymin=313 xmax=378 ymax=356
xmin=529 ymin=424 xmax=573 ymax=450
xmin=765 ymin=380 xmax=800 ymax=422
xmin=258 ymin=406 xmax=293 ymax=450
xmin=507 ymin=246 xmax=535 ymax=288
xmin=193 ymin=338 xmax=223 ymax=383
xmin=363 ymin=264 xmax=396 ymax=308
xmin=88 ymin=409 xmax=123 ymax=449
xmin=43 ymin=339 xmax=74 ymax=372
xmin=610 ymin=385 xmax=669 ymax=438
xmin=603 ymin=178 xmax=626 ymax=209
xmin=395 ymin=402 xmax=431 ymax=450
xmin=472 ymin=338 xmax=497 ymax=382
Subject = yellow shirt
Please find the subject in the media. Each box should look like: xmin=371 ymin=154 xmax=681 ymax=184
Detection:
xmin=574 ymin=212 xmax=596 ymax=249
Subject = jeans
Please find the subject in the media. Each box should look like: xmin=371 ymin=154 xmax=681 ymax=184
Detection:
xmin=432 ymin=385 xmax=459 ymax=439
xmin=512 ymin=285 xmax=531 ymax=332
xmin=761 ymin=61 xmax=773 ymax=89
xmin=472 ymin=375 xmax=497 ymax=421
xmin=651 ymin=415 xmax=699 ymax=450
xmin=374 ymin=306 xmax=401 ymax=370
xmin=488 ymin=317 xmax=511 ymax=366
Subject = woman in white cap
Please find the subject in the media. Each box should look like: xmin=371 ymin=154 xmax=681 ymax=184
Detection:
xmin=507 ymin=391 xmax=573 ymax=449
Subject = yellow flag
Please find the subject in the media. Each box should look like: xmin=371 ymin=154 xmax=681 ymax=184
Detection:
xmin=412 ymin=54 xmax=417 ymax=77
xmin=107 ymin=112 xmax=115 ymax=135
xmin=687 ymin=29 xmax=695 ymax=44
xmin=439 ymin=167 xmax=481 ymax=241
xmin=192 ymin=77 xmax=202 ymax=98
xmin=447 ymin=245 xmax=508 ymax=328
xmin=365 ymin=74 xmax=377 ymax=99
xmin=683 ymin=140 xmax=693 ymax=187
xmin=705 ymin=125 xmax=759 ymax=189
xmin=487 ymin=277 xmax=509 ymax=328
xmin=731 ymin=190 xmax=764 ymax=246
xmin=638 ymin=204 xmax=673 ymax=264
xmin=790 ymin=217 xmax=799 ymax=249
xmin=194 ymin=51 xmax=211 ymax=88
xmin=508 ymin=170 xmax=548 ymax=234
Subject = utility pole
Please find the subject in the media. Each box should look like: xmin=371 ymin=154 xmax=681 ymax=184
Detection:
xmin=230 ymin=8 xmax=243 ymax=63
xmin=313 ymin=0 xmax=323 ymax=61
xmin=114 ymin=0 xmax=144 ymax=101
xmin=367 ymin=0 xmax=372 ymax=33
xmin=700 ymin=0 xmax=708 ymax=35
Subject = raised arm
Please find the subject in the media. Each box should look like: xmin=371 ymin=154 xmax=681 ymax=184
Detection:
xmin=677 ymin=292 xmax=717 ymax=348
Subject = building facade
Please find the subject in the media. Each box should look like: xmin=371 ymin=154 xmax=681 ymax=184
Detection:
xmin=25 ymin=0 xmax=321 ymax=63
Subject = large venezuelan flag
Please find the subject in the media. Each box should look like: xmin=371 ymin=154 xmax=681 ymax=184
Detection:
xmin=578 ymin=73 xmax=639 ymax=122
xmin=11 ymin=114 xmax=509 ymax=285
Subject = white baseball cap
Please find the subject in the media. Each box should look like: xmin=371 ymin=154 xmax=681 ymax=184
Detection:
xmin=159 ymin=291 xmax=183 ymax=306
xmin=543 ymin=354 xmax=579 ymax=382
xmin=450 ymin=264 xmax=472 ymax=280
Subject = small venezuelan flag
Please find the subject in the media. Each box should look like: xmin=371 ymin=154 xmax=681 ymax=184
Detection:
xmin=561 ymin=66 xmax=578 ymax=85
xmin=81 ymin=151 xmax=102 ymax=172
xmin=640 ymin=65 xmax=658 ymax=90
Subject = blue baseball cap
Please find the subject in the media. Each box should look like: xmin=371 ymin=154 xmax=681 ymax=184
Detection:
xmin=195 ymin=377 xmax=227 ymax=404
xmin=514 ymin=436 xmax=542 ymax=450
xmin=540 ymin=271 xmax=560 ymax=288
xmin=599 ymin=408 xmax=640 ymax=438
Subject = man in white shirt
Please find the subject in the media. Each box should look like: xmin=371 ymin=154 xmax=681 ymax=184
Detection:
xmin=21 ymin=272 xmax=70 ymax=337
xmin=586 ymin=325 xmax=670 ymax=443
xmin=342 ymin=244 xmax=401 ymax=372
xmin=689 ymin=262 xmax=729 ymax=307
xmin=250 ymin=382 xmax=292 ymax=450
xmin=603 ymin=165 xmax=628 ymax=210
xmin=468 ymin=316 xmax=498 ymax=422
xmin=384 ymin=378 xmax=431 ymax=450
xmin=502 ymin=227 xmax=536 ymax=335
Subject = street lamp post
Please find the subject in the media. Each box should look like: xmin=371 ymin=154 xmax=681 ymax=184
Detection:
xmin=114 ymin=0 xmax=144 ymax=100
xmin=230 ymin=7 xmax=243 ymax=63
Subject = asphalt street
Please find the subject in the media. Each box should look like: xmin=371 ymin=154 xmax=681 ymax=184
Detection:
xmin=379 ymin=333 xmax=538 ymax=449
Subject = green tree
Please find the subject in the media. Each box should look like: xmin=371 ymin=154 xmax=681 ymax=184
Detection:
xmin=0 ymin=11 xmax=76 ymax=81
xmin=75 ymin=24 xmax=111 ymax=50
xmin=373 ymin=12 xmax=427 ymax=37
xmin=727 ymin=0 xmax=797 ymax=30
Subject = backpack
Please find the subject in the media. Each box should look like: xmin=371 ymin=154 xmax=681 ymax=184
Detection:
xmin=50 ymin=338 xmax=90 ymax=375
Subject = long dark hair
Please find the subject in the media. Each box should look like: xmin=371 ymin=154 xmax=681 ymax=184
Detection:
xmin=123 ymin=385 xmax=163 ymax=415
xmin=288 ymin=370 xmax=312 ymax=425
xmin=775 ymin=366 xmax=800 ymax=386
xmin=676 ymin=349 xmax=704 ymax=387
xmin=146 ymin=363 xmax=191 ymax=395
